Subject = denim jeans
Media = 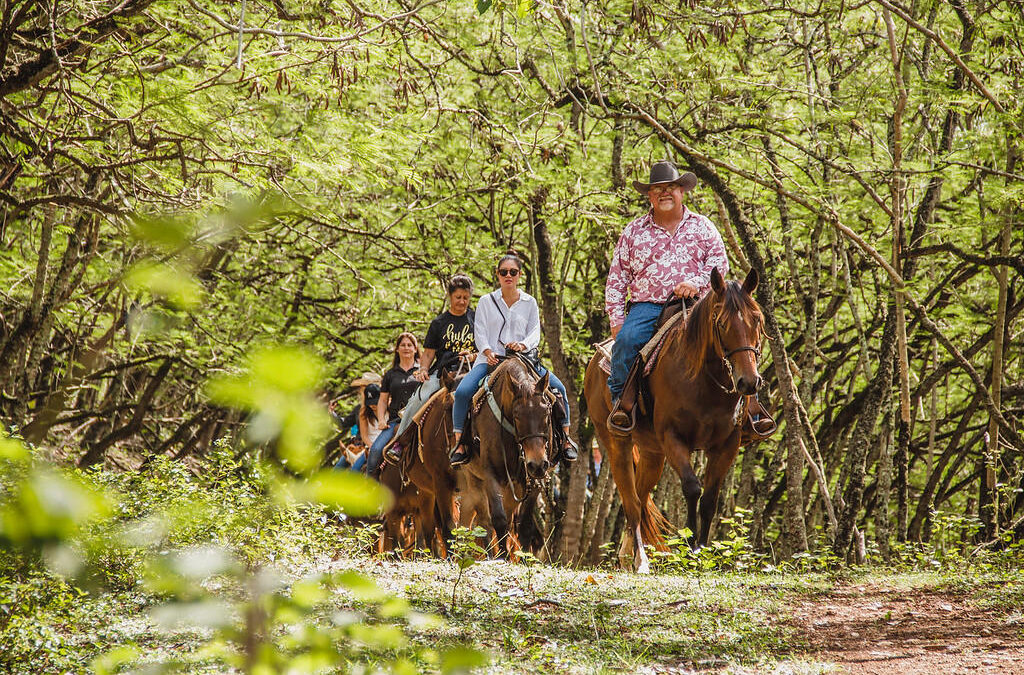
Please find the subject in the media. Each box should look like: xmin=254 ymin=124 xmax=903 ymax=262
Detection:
xmin=452 ymin=361 xmax=571 ymax=433
xmin=452 ymin=363 xmax=489 ymax=433
xmin=607 ymin=302 xmax=663 ymax=399
xmin=334 ymin=448 xmax=366 ymax=472
xmin=394 ymin=373 xmax=441 ymax=439
xmin=365 ymin=420 xmax=398 ymax=475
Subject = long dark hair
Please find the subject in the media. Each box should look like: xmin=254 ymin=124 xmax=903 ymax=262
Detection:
xmin=390 ymin=332 xmax=421 ymax=370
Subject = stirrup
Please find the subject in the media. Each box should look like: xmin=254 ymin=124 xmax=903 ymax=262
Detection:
xmin=383 ymin=441 xmax=403 ymax=465
xmin=449 ymin=445 xmax=470 ymax=467
xmin=750 ymin=414 xmax=777 ymax=437
xmin=561 ymin=436 xmax=579 ymax=461
xmin=607 ymin=400 xmax=636 ymax=435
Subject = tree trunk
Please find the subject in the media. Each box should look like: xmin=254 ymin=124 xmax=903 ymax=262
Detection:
xmin=529 ymin=186 xmax=586 ymax=562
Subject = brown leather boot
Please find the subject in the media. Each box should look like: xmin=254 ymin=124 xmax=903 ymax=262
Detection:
xmin=607 ymin=358 xmax=643 ymax=434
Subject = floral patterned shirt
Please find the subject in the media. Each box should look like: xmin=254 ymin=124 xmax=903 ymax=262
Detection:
xmin=605 ymin=209 xmax=730 ymax=328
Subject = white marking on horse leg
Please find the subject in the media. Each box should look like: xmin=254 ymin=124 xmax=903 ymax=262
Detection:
xmin=635 ymin=523 xmax=651 ymax=574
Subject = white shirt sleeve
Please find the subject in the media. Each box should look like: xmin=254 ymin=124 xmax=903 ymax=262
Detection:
xmin=522 ymin=297 xmax=541 ymax=350
xmin=474 ymin=293 xmax=495 ymax=355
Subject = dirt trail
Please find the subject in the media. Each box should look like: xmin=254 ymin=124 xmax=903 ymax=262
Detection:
xmin=785 ymin=582 xmax=1024 ymax=674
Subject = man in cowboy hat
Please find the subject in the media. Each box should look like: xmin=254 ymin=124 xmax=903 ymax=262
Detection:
xmin=605 ymin=160 xmax=730 ymax=432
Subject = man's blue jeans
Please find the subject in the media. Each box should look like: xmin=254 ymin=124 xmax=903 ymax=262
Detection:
xmin=608 ymin=302 xmax=663 ymax=399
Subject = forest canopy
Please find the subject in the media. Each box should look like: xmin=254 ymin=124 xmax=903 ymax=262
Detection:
xmin=1 ymin=0 xmax=1022 ymax=562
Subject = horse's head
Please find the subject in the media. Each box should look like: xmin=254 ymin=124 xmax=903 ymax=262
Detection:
xmin=683 ymin=267 xmax=764 ymax=396
xmin=709 ymin=267 xmax=764 ymax=395
xmin=509 ymin=370 xmax=553 ymax=479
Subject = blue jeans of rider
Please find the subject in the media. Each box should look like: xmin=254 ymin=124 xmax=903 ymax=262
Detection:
xmin=452 ymin=362 xmax=571 ymax=434
xmin=365 ymin=420 xmax=398 ymax=475
xmin=607 ymin=302 xmax=663 ymax=400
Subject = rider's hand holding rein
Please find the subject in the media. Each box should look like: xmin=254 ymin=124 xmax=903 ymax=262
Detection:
xmin=673 ymin=281 xmax=699 ymax=299
xmin=414 ymin=367 xmax=430 ymax=383
xmin=505 ymin=342 xmax=526 ymax=353
xmin=484 ymin=349 xmax=499 ymax=366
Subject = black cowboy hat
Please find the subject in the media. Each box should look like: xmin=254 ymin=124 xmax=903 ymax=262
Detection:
xmin=632 ymin=161 xmax=698 ymax=194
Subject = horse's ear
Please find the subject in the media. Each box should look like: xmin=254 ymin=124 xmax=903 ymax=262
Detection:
xmin=710 ymin=267 xmax=726 ymax=295
xmin=441 ymin=369 xmax=456 ymax=391
xmin=742 ymin=267 xmax=759 ymax=295
xmin=535 ymin=371 xmax=550 ymax=395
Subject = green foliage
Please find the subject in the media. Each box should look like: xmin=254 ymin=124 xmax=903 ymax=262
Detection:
xmin=0 ymin=335 xmax=482 ymax=673
xmin=656 ymin=510 xmax=768 ymax=574
xmin=449 ymin=526 xmax=488 ymax=611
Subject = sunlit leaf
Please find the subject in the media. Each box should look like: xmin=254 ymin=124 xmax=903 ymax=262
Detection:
xmin=290 ymin=576 xmax=327 ymax=608
xmin=250 ymin=345 xmax=324 ymax=393
xmin=125 ymin=261 xmax=203 ymax=310
xmin=130 ymin=214 xmax=193 ymax=251
xmin=0 ymin=436 xmax=28 ymax=462
xmin=348 ymin=622 xmax=407 ymax=648
xmin=305 ymin=470 xmax=392 ymax=515
xmin=91 ymin=645 xmax=141 ymax=675
xmin=335 ymin=570 xmax=389 ymax=602
xmin=440 ymin=645 xmax=489 ymax=674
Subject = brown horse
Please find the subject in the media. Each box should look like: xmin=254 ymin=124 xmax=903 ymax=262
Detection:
xmin=390 ymin=368 xmax=461 ymax=556
xmin=584 ymin=267 xmax=764 ymax=573
xmin=458 ymin=356 xmax=554 ymax=558
xmin=379 ymin=462 xmax=437 ymax=556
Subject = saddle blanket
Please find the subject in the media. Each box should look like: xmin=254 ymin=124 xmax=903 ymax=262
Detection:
xmin=596 ymin=310 xmax=685 ymax=377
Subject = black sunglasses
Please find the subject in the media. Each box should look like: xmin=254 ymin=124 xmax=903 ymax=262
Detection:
xmin=498 ymin=268 xmax=520 ymax=277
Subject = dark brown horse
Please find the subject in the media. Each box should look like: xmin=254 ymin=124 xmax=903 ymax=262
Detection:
xmin=584 ymin=267 xmax=764 ymax=572
xmin=458 ymin=356 xmax=554 ymax=558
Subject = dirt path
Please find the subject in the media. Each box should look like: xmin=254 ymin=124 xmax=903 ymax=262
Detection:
xmin=785 ymin=582 xmax=1024 ymax=674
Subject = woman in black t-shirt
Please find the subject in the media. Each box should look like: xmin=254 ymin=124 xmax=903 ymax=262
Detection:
xmin=365 ymin=332 xmax=420 ymax=477
xmin=384 ymin=275 xmax=476 ymax=463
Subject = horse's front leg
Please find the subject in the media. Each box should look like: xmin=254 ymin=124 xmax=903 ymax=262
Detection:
xmin=698 ymin=436 xmax=741 ymax=547
xmin=486 ymin=476 xmax=509 ymax=559
xmin=632 ymin=446 xmax=666 ymax=573
xmin=662 ymin=432 xmax=702 ymax=550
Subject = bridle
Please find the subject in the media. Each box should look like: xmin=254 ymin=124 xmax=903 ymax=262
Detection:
xmin=708 ymin=320 xmax=762 ymax=394
xmin=481 ymin=366 xmax=551 ymax=502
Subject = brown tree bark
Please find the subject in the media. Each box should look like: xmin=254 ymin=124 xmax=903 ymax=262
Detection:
xmin=528 ymin=186 xmax=587 ymax=562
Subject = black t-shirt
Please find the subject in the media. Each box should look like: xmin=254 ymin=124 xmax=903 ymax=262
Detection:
xmin=423 ymin=309 xmax=475 ymax=375
xmin=381 ymin=364 xmax=420 ymax=423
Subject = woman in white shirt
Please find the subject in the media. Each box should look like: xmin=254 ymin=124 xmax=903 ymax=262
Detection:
xmin=449 ymin=254 xmax=577 ymax=466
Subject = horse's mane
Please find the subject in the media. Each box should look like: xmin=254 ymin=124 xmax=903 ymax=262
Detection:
xmin=679 ymin=281 xmax=763 ymax=380
xmin=492 ymin=357 xmax=539 ymax=406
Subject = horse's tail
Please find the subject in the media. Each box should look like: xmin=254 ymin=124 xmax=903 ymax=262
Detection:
xmin=630 ymin=445 xmax=671 ymax=550
xmin=640 ymin=496 xmax=671 ymax=551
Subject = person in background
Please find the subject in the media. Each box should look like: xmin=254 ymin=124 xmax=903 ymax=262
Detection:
xmin=384 ymin=274 xmax=476 ymax=464
xmin=332 ymin=374 xmax=381 ymax=471
xmin=448 ymin=253 xmax=578 ymax=466
xmin=365 ymin=333 xmax=421 ymax=478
